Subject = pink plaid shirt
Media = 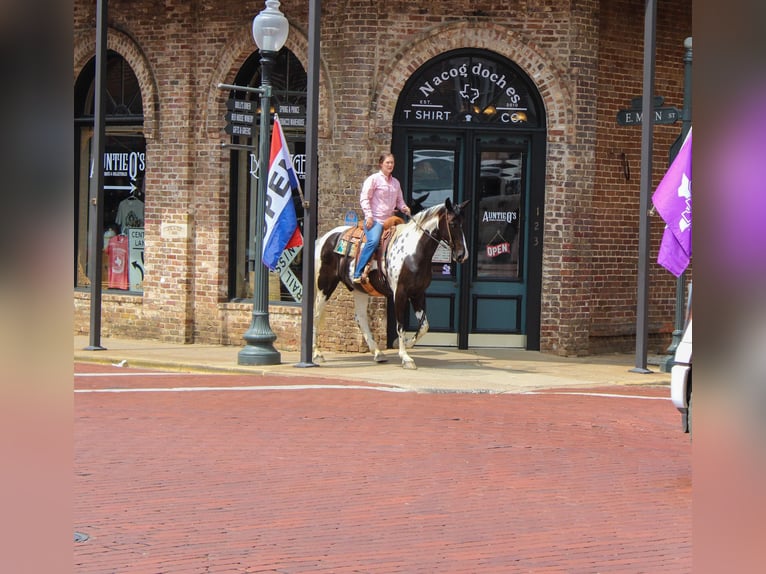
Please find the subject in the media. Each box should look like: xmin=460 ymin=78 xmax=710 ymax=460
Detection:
xmin=360 ymin=171 xmax=407 ymax=223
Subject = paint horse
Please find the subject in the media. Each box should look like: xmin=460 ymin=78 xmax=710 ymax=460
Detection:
xmin=313 ymin=198 xmax=470 ymax=369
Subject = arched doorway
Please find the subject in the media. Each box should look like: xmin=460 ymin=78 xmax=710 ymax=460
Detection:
xmin=391 ymin=49 xmax=546 ymax=350
xmin=227 ymin=48 xmax=307 ymax=303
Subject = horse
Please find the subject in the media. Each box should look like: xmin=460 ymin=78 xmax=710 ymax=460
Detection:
xmin=313 ymin=198 xmax=470 ymax=369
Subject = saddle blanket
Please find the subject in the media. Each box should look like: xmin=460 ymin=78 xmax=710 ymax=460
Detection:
xmin=334 ymin=226 xmax=366 ymax=257
xmin=334 ymin=237 xmax=359 ymax=258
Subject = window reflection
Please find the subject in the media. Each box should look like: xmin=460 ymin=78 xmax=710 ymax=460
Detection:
xmin=411 ymin=149 xmax=456 ymax=278
xmin=476 ymin=151 xmax=523 ymax=280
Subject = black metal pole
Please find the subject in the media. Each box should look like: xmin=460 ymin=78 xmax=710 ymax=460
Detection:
xmin=238 ymin=51 xmax=280 ymax=365
xmin=296 ymin=0 xmax=321 ymax=367
xmin=85 ymin=0 xmax=108 ymax=351
xmin=631 ymin=0 xmax=656 ymax=373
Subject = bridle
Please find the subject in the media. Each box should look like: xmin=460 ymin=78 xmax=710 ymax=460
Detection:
xmin=412 ymin=207 xmax=460 ymax=254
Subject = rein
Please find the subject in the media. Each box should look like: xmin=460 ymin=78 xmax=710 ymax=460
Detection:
xmin=411 ymin=209 xmax=454 ymax=251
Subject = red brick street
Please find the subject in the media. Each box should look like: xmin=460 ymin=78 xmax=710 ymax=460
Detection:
xmin=75 ymin=363 xmax=691 ymax=573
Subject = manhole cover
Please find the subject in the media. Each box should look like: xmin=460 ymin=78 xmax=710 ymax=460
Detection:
xmin=74 ymin=532 xmax=89 ymax=543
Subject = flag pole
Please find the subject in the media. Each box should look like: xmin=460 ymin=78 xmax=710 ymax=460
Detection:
xmin=631 ymin=0 xmax=657 ymax=374
xmin=296 ymin=0 xmax=321 ymax=367
xmin=660 ymin=37 xmax=693 ymax=372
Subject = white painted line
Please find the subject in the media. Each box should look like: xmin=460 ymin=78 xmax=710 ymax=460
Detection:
xmin=522 ymin=391 xmax=670 ymax=401
xmin=76 ymin=372 xmax=196 ymax=377
xmin=75 ymin=384 xmax=409 ymax=394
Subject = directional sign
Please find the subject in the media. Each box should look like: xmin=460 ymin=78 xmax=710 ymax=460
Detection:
xmin=225 ymin=111 xmax=255 ymax=125
xmin=224 ymin=98 xmax=256 ymax=136
xmin=277 ymin=104 xmax=305 ymax=117
xmin=616 ymin=106 xmax=681 ymax=126
xmin=224 ymin=123 xmax=253 ymax=137
xmin=226 ymin=98 xmax=256 ymax=112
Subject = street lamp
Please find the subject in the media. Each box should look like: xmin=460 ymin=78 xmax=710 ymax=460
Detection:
xmin=660 ymin=36 xmax=693 ymax=372
xmin=238 ymin=0 xmax=290 ymax=366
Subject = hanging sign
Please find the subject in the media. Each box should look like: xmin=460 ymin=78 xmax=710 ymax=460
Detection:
xmin=486 ymin=242 xmax=511 ymax=258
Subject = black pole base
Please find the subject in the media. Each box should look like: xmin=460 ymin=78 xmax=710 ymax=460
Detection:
xmin=294 ymin=361 xmax=319 ymax=368
xmin=629 ymin=367 xmax=653 ymax=374
xmin=84 ymin=345 xmax=107 ymax=351
xmin=238 ymin=344 xmax=281 ymax=366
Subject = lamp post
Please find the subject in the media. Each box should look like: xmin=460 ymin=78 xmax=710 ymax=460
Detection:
xmin=238 ymin=0 xmax=289 ymax=366
xmin=660 ymin=36 xmax=693 ymax=372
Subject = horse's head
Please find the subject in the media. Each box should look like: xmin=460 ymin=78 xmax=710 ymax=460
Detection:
xmin=442 ymin=198 xmax=470 ymax=263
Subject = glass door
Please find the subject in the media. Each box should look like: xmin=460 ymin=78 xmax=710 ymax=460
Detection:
xmin=395 ymin=131 xmax=537 ymax=349
xmin=401 ymin=133 xmax=464 ymax=345
xmin=466 ymin=136 xmax=530 ymax=347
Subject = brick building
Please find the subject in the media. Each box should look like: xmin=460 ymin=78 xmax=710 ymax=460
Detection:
xmin=73 ymin=0 xmax=692 ymax=357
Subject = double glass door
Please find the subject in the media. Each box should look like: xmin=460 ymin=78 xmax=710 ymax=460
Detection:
xmin=398 ymin=131 xmax=537 ymax=348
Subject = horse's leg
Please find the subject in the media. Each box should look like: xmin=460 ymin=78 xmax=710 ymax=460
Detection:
xmin=352 ymin=290 xmax=387 ymax=363
xmin=313 ymin=236 xmax=342 ymax=364
xmin=393 ymin=289 xmax=418 ymax=369
xmin=404 ymin=292 xmax=429 ymax=349
xmin=312 ymin=289 xmax=330 ymax=363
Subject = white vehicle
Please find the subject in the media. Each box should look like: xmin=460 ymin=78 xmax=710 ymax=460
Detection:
xmin=670 ymin=317 xmax=692 ymax=434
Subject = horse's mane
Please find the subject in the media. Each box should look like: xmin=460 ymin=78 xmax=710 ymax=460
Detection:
xmin=409 ymin=203 xmax=444 ymax=227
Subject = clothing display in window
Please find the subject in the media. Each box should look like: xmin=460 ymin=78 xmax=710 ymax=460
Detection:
xmin=116 ymin=195 xmax=145 ymax=231
xmin=105 ymin=234 xmax=129 ymax=290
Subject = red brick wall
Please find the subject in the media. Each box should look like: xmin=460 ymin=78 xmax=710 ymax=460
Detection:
xmin=591 ymin=0 xmax=692 ymax=353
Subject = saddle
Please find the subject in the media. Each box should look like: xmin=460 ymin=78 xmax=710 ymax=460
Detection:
xmin=334 ymin=215 xmax=404 ymax=296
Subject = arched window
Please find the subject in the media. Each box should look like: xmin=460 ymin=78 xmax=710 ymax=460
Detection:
xmin=228 ymin=48 xmax=307 ymax=302
xmin=74 ymin=51 xmax=146 ymax=292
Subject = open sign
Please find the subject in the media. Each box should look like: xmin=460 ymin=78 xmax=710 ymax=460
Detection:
xmin=486 ymin=242 xmax=510 ymax=258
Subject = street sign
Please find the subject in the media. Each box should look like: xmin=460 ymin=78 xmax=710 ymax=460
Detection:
xmin=224 ymin=123 xmax=253 ymax=137
xmin=616 ymin=106 xmax=681 ymax=126
xmin=225 ymin=111 xmax=255 ymax=125
xmin=226 ymin=98 xmax=256 ymax=112
xmin=277 ymin=104 xmax=305 ymax=117
xmin=225 ymin=99 xmax=256 ymax=136
xmin=223 ymin=98 xmax=307 ymax=134
xmin=274 ymin=246 xmax=303 ymax=302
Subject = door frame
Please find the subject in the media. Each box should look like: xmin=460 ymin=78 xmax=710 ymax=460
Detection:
xmin=391 ymin=127 xmax=544 ymax=350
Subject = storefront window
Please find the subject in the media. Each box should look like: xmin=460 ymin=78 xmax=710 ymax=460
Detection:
xmin=74 ymin=52 xmax=145 ymax=293
xmin=228 ymin=48 xmax=307 ymax=303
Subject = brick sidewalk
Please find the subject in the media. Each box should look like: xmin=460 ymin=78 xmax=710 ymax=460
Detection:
xmin=74 ymin=365 xmax=691 ymax=573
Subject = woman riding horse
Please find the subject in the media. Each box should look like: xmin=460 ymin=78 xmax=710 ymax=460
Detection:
xmin=313 ymin=198 xmax=470 ymax=369
xmin=353 ymin=153 xmax=411 ymax=284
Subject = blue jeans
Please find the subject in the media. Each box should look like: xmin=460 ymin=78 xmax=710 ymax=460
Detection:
xmin=354 ymin=221 xmax=383 ymax=278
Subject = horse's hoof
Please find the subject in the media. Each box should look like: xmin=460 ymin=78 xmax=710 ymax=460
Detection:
xmin=312 ymin=353 xmax=326 ymax=364
xmin=373 ymin=354 xmax=388 ymax=363
xmin=402 ymin=360 xmax=417 ymax=370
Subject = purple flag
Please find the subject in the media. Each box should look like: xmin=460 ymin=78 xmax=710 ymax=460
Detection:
xmin=652 ymin=128 xmax=692 ymax=276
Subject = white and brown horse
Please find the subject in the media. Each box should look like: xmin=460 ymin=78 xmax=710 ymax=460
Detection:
xmin=313 ymin=198 xmax=470 ymax=369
